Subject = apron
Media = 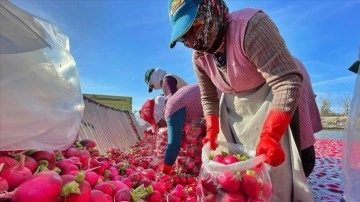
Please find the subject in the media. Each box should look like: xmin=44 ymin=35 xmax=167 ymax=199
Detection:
xmin=217 ymin=83 xmax=313 ymax=202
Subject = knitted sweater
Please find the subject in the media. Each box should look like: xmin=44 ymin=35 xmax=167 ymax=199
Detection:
xmin=164 ymin=84 xmax=204 ymax=123
xmin=193 ymin=8 xmax=321 ymax=149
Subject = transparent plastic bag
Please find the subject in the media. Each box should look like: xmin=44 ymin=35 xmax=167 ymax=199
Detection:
xmin=342 ymin=65 xmax=360 ymax=202
xmin=175 ymin=119 xmax=205 ymax=175
xmin=155 ymin=127 xmax=168 ymax=159
xmin=0 ymin=1 xmax=84 ymax=151
xmin=196 ymin=141 xmax=272 ymax=202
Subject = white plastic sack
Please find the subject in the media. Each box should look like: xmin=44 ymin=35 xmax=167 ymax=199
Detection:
xmin=0 ymin=1 xmax=84 ymax=151
xmin=342 ymin=62 xmax=360 ymax=202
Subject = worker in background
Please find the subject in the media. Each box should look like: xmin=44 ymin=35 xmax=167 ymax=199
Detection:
xmin=144 ymin=67 xmax=188 ymax=97
xmin=140 ymin=84 xmax=219 ymax=173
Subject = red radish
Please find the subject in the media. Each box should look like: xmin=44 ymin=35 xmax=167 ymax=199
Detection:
xmin=134 ymin=166 xmax=144 ymax=173
xmin=157 ymin=174 xmax=171 ymax=182
xmin=61 ymin=174 xmax=77 ymax=184
xmin=137 ymin=178 xmax=152 ymax=188
xmin=0 ymin=155 xmax=32 ymax=191
xmin=180 ymin=176 xmax=188 ymax=185
xmin=171 ymin=184 xmax=185 ymax=200
xmin=79 ymin=139 xmax=97 ymax=149
xmin=125 ymin=168 xmax=135 ymax=176
xmin=212 ymin=154 xmax=225 ymax=164
xmin=113 ymin=188 xmax=132 ymax=202
xmin=63 ymin=147 xmax=78 ymax=158
xmin=150 ymin=181 xmax=166 ymax=194
xmin=128 ymin=173 xmax=140 ymax=185
xmin=90 ymin=150 xmax=100 ymax=158
xmin=147 ymin=190 xmax=161 ymax=202
xmin=222 ymin=155 xmax=239 ymax=165
xmin=164 ymin=181 xmax=173 ymax=192
xmin=108 ymin=166 xmax=119 ymax=179
xmin=184 ymin=196 xmax=197 ymax=202
xmin=222 ymin=192 xmax=246 ymax=202
xmin=104 ymin=194 xmax=112 ymax=202
xmin=242 ymin=172 xmax=261 ymax=197
xmin=56 ymin=159 xmax=75 ymax=170
xmin=90 ymin=160 xmax=107 ymax=176
xmin=62 ymin=165 xmax=80 ymax=175
xmin=106 ymin=180 xmax=129 ymax=193
xmin=166 ymin=194 xmax=181 ymax=202
xmin=61 ymin=171 xmax=92 ymax=202
xmin=200 ymin=174 xmax=217 ymax=193
xmin=23 ymin=156 xmax=38 ymax=174
xmin=204 ymin=194 xmax=217 ymax=202
xmin=186 ymin=161 xmax=195 ymax=170
xmin=112 ymin=175 xmax=123 ymax=181
xmin=0 ymin=176 xmax=8 ymax=192
xmin=0 ymin=156 xmax=19 ymax=171
xmin=68 ymin=156 xmax=81 ymax=165
xmin=77 ymin=150 xmax=90 ymax=169
xmin=217 ymin=171 xmax=242 ymax=192
xmin=187 ymin=176 xmax=196 ymax=184
xmin=140 ymin=168 xmax=156 ymax=180
xmin=121 ymin=177 xmax=133 ymax=189
xmin=85 ymin=171 xmax=100 ymax=187
xmin=31 ymin=150 xmax=56 ymax=170
xmin=171 ymin=176 xmax=180 ymax=185
xmin=90 ymin=190 xmax=110 ymax=202
xmin=0 ymin=170 xmax=62 ymax=202
xmin=93 ymin=182 xmax=115 ymax=197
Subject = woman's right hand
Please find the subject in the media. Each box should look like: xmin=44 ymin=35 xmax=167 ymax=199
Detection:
xmin=202 ymin=114 xmax=219 ymax=150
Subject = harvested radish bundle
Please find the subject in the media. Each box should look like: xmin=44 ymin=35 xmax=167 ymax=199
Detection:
xmin=196 ymin=141 xmax=273 ymax=202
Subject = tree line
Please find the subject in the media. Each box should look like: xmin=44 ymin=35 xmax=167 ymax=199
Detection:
xmin=318 ymin=94 xmax=352 ymax=117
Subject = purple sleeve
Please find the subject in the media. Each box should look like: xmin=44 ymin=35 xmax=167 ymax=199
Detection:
xmin=162 ymin=76 xmax=178 ymax=96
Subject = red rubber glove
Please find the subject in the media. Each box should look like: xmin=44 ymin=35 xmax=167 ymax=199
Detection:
xmin=256 ymin=110 xmax=292 ymax=167
xmin=161 ymin=163 xmax=173 ymax=174
xmin=202 ymin=114 xmax=219 ymax=150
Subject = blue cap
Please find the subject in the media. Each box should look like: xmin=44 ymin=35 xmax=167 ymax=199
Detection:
xmin=168 ymin=0 xmax=202 ymax=48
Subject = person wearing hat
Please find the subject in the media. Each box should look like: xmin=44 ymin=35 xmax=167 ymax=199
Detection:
xmin=167 ymin=0 xmax=322 ymax=201
xmin=140 ymin=84 xmax=209 ymax=174
xmin=144 ymin=68 xmax=188 ymax=97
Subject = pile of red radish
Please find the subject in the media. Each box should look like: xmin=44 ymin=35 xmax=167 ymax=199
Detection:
xmin=0 ymin=124 xmax=342 ymax=201
xmin=0 ymin=129 xmax=200 ymax=202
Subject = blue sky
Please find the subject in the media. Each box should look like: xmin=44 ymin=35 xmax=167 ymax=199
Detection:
xmin=10 ymin=0 xmax=359 ymax=113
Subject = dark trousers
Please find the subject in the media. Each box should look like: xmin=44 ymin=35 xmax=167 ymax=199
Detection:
xmin=290 ymin=107 xmax=316 ymax=178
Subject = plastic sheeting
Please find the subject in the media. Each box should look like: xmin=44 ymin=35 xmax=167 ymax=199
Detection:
xmin=342 ymin=63 xmax=360 ymax=202
xmin=0 ymin=0 xmax=84 ymax=151
xmin=78 ymin=97 xmax=148 ymax=154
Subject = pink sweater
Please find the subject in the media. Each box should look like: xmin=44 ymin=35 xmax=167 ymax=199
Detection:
xmin=193 ymin=8 xmax=321 ymax=149
xmin=164 ymin=84 xmax=204 ymax=123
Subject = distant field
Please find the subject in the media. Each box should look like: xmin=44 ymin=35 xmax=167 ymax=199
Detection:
xmin=321 ymin=116 xmax=348 ymax=129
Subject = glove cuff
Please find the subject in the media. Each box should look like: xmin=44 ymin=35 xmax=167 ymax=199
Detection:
xmin=260 ymin=110 xmax=292 ymax=142
xmin=161 ymin=163 xmax=173 ymax=174
xmin=205 ymin=114 xmax=219 ymax=131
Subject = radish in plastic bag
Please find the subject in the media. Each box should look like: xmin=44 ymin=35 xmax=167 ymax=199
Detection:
xmin=196 ymin=141 xmax=272 ymax=202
